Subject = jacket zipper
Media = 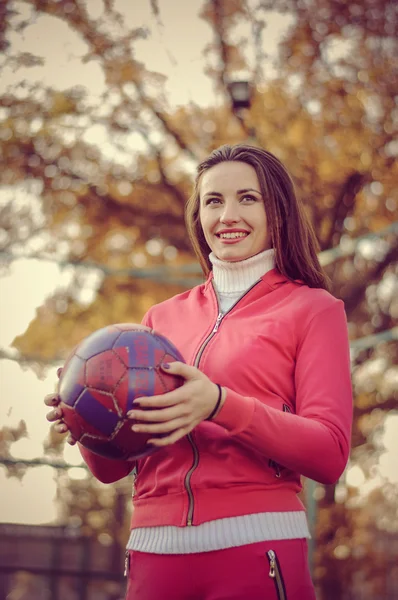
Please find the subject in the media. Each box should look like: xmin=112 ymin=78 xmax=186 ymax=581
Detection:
xmin=267 ymin=549 xmax=287 ymax=600
xmin=184 ymin=433 xmax=199 ymax=526
xmin=184 ymin=279 xmax=262 ymax=526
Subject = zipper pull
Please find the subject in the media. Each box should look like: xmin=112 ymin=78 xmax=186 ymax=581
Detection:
xmin=124 ymin=550 xmax=130 ymax=577
xmin=212 ymin=312 xmax=223 ymax=333
xmin=268 ymin=550 xmax=276 ymax=578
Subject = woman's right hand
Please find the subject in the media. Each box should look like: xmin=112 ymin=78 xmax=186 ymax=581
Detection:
xmin=44 ymin=368 xmax=76 ymax=445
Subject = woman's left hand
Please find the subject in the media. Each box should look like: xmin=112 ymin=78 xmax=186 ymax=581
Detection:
xmin=127 ymin=362 xmax=225 ymax=447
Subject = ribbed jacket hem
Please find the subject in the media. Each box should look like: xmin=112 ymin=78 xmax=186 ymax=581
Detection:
xmin=127 ymin=511 xmax=310 ymax=554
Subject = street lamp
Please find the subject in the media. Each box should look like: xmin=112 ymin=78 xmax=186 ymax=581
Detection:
xmin=228 ymin=80 xmax=252 ymax=110
xmin=227 ymin=79 xmax=256 ymax=142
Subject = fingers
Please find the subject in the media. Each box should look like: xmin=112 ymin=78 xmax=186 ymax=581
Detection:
xmin=53 ymin=421 xmax=67 ymax=433
xmin=147 ymin=427 xmax=189 ymax=447
xmin=44 ymin=393 xmax=60 ymax=407
xmin=52 ymin=421 xmax=76 ymax=445
xmin=45 ymin=386 xmax=75 ymax=444
xmin=134 ymin=391 xmax=184 ymax=409
xmin=132 ymin=417 xmax=187 ymax=435
xmin=128 ymin=404 xmax=185 ymax=424
xmin=46 ymin=408 xmax=63 ymax=422
xmin=161 ymin=361 xmax=198 ymax=380
xmin=57 ymin=367 xmax=63 ymax=379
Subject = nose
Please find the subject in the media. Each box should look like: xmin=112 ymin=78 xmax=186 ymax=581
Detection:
xmin=220 ymin=201 xmax=240 ymax=224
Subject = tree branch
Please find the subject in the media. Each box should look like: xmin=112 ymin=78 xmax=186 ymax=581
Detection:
xmin=211 ymin=0 xmax=253 ymax=138
xmin=322 ymin=171 xmax=370 ymax=250
xmin=344 ymin=239 xmax=398 ymax=317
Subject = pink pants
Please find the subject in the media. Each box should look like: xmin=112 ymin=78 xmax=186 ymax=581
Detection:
xmin=125 ymin=538 xmax=316 ymax=600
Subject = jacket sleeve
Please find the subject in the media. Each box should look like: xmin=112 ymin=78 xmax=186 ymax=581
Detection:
xmin=77 ymin=311 xmax=154 ymax=483
xmin=214 ymin=301 xmax=353 ymax=485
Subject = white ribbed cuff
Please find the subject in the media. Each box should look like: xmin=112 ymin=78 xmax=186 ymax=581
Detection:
xmin=127 ymin=511 xmax=310 ymax=554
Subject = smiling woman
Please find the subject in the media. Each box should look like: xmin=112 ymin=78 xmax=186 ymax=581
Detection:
xmin=199 ymin=161 xmax=271 ymax=263
xmin=186 ymin=144 xmax=329 ymax=290
xmin=45 ymin=144 xmax=353 ymax=600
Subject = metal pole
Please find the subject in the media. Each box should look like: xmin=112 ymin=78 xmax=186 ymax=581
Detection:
xmin=305 ymin=478 xmax=318 ymax=576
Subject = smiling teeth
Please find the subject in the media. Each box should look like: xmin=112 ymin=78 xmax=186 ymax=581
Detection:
xmin=219 ymin=232 xmax=247 ymax=239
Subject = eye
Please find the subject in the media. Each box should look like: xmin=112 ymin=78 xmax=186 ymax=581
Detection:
xmin=240 ymin=194 xmax=257 ymax=203
xmin=205 ymin=197 xmax=222 ymax=206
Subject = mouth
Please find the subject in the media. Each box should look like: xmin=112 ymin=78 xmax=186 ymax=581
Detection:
xmin=216 ymin=231 xmax=249 ymax=240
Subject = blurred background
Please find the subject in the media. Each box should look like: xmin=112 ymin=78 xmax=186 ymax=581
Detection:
xmin=0 ymin=0 xmax=397 ymax=599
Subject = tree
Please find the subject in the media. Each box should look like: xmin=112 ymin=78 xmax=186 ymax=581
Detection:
xmin=1 ymin=1 xmax=397 ymax=598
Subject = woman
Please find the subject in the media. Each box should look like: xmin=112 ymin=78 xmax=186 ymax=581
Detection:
xmin=46 ymin=144 xmax=353 ymax=600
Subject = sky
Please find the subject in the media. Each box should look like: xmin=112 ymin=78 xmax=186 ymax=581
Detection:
xmin=0 ymin=0 xmax=397 ymax=526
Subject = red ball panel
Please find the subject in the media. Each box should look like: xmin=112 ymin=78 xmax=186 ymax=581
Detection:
xmin=158 ymin=370 xmax=185 ymax=393
xmin=85 ymin=350 xmax=126 ymax=392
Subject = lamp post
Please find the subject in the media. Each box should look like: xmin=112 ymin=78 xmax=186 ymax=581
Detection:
xmin=228 ymin=79 xmax=256 ymax=142
xmin=228 ymin=80 xmax=252 ymax=110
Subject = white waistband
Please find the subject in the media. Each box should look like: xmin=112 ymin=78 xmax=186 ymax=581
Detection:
xmin=127 ymin=511 xmax=310 ymax=554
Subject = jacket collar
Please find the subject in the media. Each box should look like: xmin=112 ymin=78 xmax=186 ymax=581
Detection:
xmin=203 ymin=268 xmax=290 ymax=294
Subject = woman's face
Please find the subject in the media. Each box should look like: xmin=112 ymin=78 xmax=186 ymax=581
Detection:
xmin=199 ymin=161 xmax=271 ymax=262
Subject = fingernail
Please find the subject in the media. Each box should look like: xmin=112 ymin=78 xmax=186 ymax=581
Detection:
xmin=127 ymin=411 xmax=137 ymax=418
xmin=57 ymin=368 xmax=63 ymax=378
xmin=162 ymin=363 xmax=170 ymax=369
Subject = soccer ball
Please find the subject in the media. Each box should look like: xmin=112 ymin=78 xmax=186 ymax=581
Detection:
xmin=58 ymin=323 xmax=184 ymax=460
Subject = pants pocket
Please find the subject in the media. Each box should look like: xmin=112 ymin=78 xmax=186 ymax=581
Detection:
xmin=267 ymin=549 xmax=288 ymax=600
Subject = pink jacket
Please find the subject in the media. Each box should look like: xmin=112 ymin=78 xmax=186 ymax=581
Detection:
xmin=81 ymin=269 xmax=353 ymax=529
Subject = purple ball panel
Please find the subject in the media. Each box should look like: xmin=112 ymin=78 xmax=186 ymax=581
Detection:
xmin=127 ymin=368 xmax=156 ymax=412
xmin=154 ymin=333 xmax=185 ymax=362
xmin=59 ymin=355 xmax=85 ymax=407
xmin=75 ymin=389 xmax=119 ymax=436
xmin=113 ymin=331 xmax=156 ymax=368
xmin=76 ymin=326 xmax=121 ymax=360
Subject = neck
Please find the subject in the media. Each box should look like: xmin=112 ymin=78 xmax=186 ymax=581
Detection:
xmin=209 ymin=248 xmax=275 ymax=294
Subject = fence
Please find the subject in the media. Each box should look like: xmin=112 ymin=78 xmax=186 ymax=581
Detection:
xmin=0 ymin=523 xmax=126 ymax=600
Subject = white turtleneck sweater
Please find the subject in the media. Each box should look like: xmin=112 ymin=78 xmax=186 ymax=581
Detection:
xmin=209 ymin=248 xmax=276 ymax=313
xmin=127 ymin=248 xmax=310 ymax=554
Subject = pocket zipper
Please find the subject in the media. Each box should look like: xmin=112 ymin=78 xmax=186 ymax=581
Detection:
xmin=124 ymin=550 xmax=130 ymax=577
xmin=269 ymin=405 xmax=293 ymax=478
xmin=267 ymin=549 xmax=287 ymax=600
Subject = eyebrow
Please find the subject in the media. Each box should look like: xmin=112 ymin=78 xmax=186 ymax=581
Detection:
xmin=203 ymin=188 xmax=261 ymax=197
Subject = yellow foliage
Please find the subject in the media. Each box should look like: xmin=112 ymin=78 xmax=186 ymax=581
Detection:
xmin=49 ymin=92 xmax=77 ymax=116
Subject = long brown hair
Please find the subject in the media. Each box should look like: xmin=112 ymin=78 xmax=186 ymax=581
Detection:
xmin=185 ymin=143 xmax=329 ymax=290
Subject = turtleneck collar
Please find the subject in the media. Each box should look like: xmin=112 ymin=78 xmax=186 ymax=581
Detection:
xmin=209 ymin=248 xmax=275 ymax=294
